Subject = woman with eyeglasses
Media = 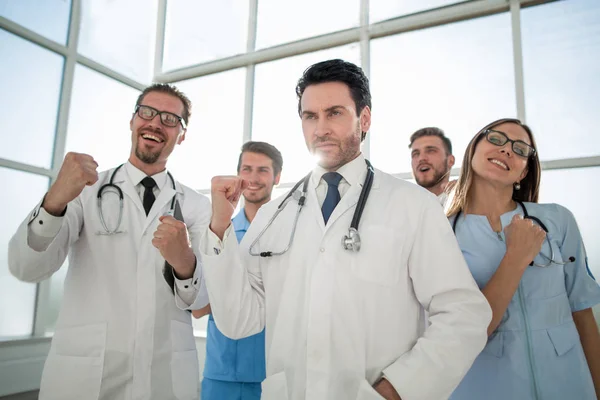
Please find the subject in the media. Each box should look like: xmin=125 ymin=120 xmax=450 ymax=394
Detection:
xmin=447 ymin=118 xmax=600 ymax=399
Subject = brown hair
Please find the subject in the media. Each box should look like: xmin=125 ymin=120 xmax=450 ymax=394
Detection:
xmin=237 ymin=141 xmax=283 ymax=177
xmin=446 ymin=118 xmax=541 ymax=217
xmin=136 ymin=83 xmax=192 ymax=126
xmin=409 ymin=127 xmax=452 ymax=155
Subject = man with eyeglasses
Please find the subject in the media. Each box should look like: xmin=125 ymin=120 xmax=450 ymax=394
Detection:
xmin=8 ymin=83 xmax=210 ymax=400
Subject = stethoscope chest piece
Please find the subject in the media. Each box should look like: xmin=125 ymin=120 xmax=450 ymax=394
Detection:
xmin=249 ymin=159 xmax=375 ymax=257
xmin=342 ymin=228 xmax=361 ymax=252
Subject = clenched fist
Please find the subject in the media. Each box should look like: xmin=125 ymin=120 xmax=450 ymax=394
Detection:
xmin=505 ymin=214 xmax=546 ymax=269
xmin=210 ymin=176 xmax=249 ymax=239
xmin=44 ymin=152 xmax=99 ymax=216
xmin=153 ymin=215 xmax=196 ymax=279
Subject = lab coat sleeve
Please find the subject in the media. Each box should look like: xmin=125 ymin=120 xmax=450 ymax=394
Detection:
xmin=28 ymin=206 xmax=64 ymax=250
xmin=8 ymin=196 xmax=84 ymax=283
xmin=200 ymin=221 xmax=265 ymax=340
xmin=554 ymin=204 xmax=600 ymax=312
xmin=383 ymin=195 xmax=492 ymax=400
xmin=174 ymin=192 xmax=211 ymax=310
xmin=173 ymin=269 xmax=203 ymax=308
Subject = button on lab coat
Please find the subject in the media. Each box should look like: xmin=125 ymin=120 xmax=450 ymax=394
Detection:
xmin=201 ymin=160 xmax=492 ymax=400
xmin=8 ymin=165 xmax=211 ymax=400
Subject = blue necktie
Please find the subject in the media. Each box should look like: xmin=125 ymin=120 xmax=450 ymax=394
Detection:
xmin=321 ymin=172 xmax=343 ymax=224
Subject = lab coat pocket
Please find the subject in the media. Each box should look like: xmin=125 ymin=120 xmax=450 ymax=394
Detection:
xmin=171 ymin=319 xmax=197 ymax=352
xmin=482 ymin=331 xmax=504 ymax=358
xmin=547 ymin=322 xmax=578 ymax=356
xmin=356 ymin=379 xmax=385 ymax=399
xmin=40 ymin=323 xmax=106 ymax=400
xmin=171 ymin=350 xmax=200 ymax=400
xmin=40 ymin=355 xmax=104 ymax=400
xmin=261 ymin=370 xmax=289 ymax=400
xmin=170 ymin=320 xmax=200 ymax=400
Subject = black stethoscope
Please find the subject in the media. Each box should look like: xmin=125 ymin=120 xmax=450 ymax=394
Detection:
xmin=96 ymin=163 xmax=177 ymax=235
xmin=248 ymin=159 xmax=375 ymax=257
xmin=452 ymin=201 xmax=575 ymax=267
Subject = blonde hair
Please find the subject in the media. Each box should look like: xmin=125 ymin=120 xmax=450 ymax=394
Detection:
xmin=446 ymin=118 xmax=541 ymax=217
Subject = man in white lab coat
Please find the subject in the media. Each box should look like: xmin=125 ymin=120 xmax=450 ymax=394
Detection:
xmin=201 ymin=59 xmax=492 ymax=400
xmin=8 ymin=84 xmax=210 ymax=400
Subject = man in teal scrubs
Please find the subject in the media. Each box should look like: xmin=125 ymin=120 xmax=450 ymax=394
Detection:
xmin=194 ymin=141 xmax=283 ymax=400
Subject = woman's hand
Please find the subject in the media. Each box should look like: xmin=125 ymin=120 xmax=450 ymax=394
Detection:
xmin=504 ymin=214 xmax=546 ymax=269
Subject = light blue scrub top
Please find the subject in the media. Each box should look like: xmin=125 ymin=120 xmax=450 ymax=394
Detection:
xmin=203 ymin=209 xmax=267 ymax=383
xmin=450 ymin=202 xmax=600 ymax=400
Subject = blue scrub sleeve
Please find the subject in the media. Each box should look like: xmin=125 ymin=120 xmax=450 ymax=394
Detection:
xmin=556 ymin=204 xmax=600 ymax=312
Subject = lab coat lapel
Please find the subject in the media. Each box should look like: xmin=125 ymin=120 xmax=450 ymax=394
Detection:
xmin=308 ymin=184 xmax=327 ymax=230
xmin=324 ymin=168 xmax=381 ymax=231
xmin=324 ymin=183 xmax=360 ymax=230
xmin=112 ymin=169 xmax=145 ymax=216
xmin=143 ymin=183 xmax=179 ymax=233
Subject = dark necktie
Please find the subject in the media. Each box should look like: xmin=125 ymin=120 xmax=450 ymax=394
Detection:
xmin=321 ymin=172 xmax=343 ymax=224
xmin=141 ymin=177 xmax=156 ymax=216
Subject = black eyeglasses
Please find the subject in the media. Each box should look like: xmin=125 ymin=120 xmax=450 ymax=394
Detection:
xmin=483 ymin=129 xmax=536 ymax=158
xmin=135 ymin=105 xmax=186 ymax=129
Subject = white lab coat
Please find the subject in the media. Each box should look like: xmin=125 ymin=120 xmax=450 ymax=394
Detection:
xmin=201 ymin=160 xmax=492 ymax=400
xmin=8 ymin=165 xmax=211 ymax=400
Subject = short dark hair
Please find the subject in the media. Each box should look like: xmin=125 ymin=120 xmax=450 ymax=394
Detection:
xmin=237 ymin=141 xmax=283 ymax=177
xmin=135 ymin=83 xmax=192 ymax=126
xmin=295 ymin=59 xmax=372 ymax=141
xmin=409 ymin=127 xmax=453 ymax=155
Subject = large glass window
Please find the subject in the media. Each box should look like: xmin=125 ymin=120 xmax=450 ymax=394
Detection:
xmin=370 ymin=0 xmax=463 ymax=24
xmin=521 ymin=0 xmax=600 ymax=161
xmin=0 ymin=0 xmax=72 ymax=44
xmin=163 ymin=0 xmax=249 ymax=71
xmin=78 ymin=0 xmax=157 ymax=83
xmin=170 ymin=68 xmax=246 ymax=190
xmin=65 ymin=65 xmax=140 ymax=171
xmin=538 ymin=167 xmax=600 ymax=279
xmin=370 ymin=13 xmax=516 ymax=175
xmin=252 ymin=44 xmax=361 ymax=183
xmin=0 ymin=29 xmax=63 ymax=169
xmin=0 ymin=168 xmax=50 ymax=339
xmin=255 ymin=0 xmax=360 ymax=50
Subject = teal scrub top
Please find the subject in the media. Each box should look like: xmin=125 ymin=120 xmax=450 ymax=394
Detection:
xmin=451 ymin=202 xmax=600 ymax=400
xmin=203 ymin=209 xmax=266 ymax=383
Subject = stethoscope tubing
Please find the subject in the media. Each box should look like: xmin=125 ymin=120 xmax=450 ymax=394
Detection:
xmin=452 ymin=201 xmax=573 ymax=267
xmin=96 ymin=164 xmax=176 ymax=235
xmin=249 ymin=160 xmax=374 ymax=257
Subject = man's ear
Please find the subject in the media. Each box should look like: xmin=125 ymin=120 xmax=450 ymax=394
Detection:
xmin=274 ymin=172 xmax=281 ymax=186
xmin=177 ymin=129 xmax=186 ymax=145
xmin=360 ymin=106 xmax=371 ymax=134
xmin=448 ymin=154 xmax=455 ymax=169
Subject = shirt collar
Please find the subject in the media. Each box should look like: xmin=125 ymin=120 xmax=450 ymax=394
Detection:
xmin=125 ymin=161 xmax=169 ymax=190
xmin=310 ymin=153 xmax=366 ymax=188
xmin=232 ymin=208 xmax=251 ymax=232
